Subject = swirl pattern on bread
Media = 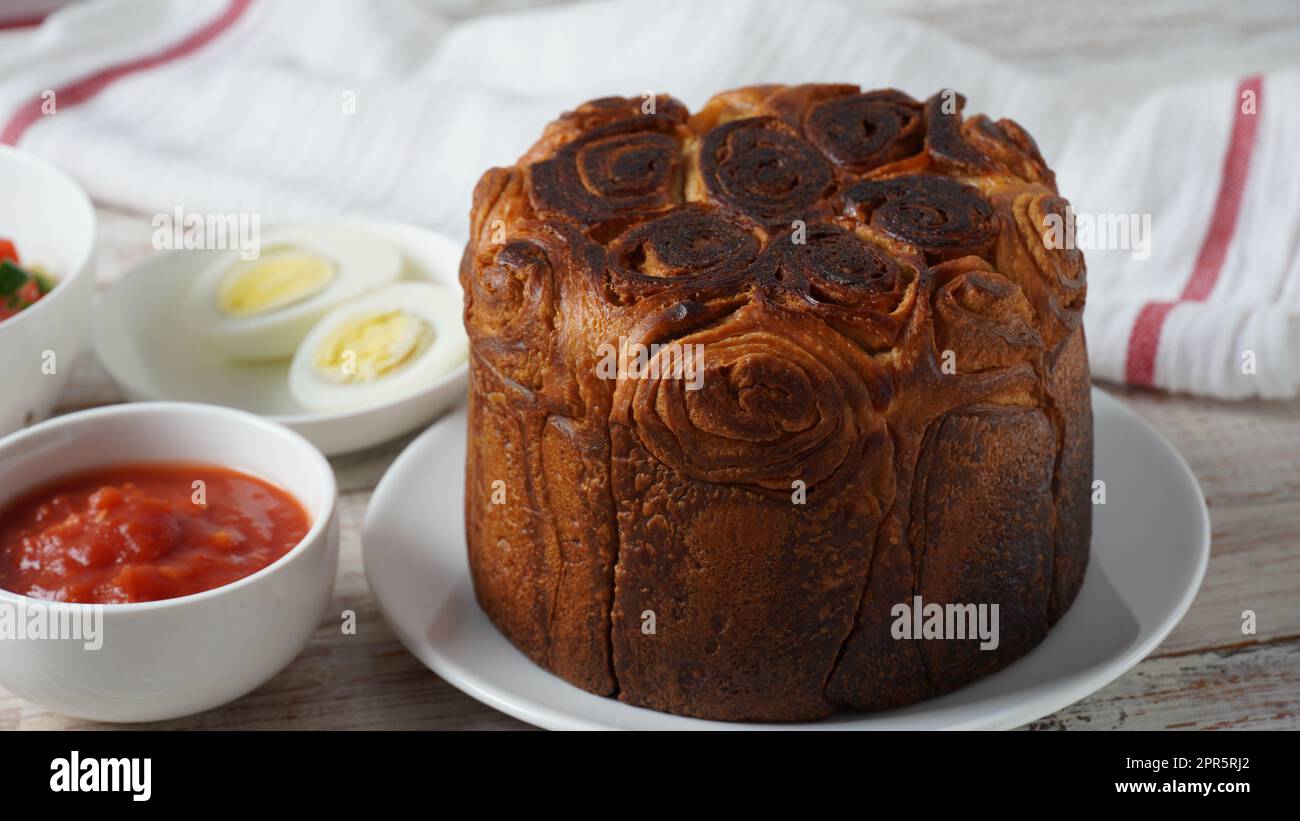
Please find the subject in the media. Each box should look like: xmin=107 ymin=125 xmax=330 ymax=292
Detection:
xmin=462 ymin=84 xmax=1092 ymax=721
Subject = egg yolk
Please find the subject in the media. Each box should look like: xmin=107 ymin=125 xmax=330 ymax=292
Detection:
xmin=313 ymin=309 xmax=432 ymax=383
xmin=216 ymin=247 xmax=336 ymax=317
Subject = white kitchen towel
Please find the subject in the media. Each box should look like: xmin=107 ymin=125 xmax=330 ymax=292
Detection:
xmin=1 ymin=0 xmax=1296 ymax=398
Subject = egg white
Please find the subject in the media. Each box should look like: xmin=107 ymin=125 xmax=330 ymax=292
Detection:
xmin=183 ymin=223 xmax=402 ymax=361
xmin=288 ymin=281 xmax=466 ymax=412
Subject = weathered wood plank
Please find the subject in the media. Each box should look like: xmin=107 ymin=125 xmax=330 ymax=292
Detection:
xmin=1027 ymin=639 xmax=1300 ymax=730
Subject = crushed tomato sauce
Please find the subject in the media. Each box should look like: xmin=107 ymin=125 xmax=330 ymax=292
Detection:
xmin=0 ymin=463 xmax=310 ymax=604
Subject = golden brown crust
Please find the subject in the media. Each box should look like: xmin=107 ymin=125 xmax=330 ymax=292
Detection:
xmin=462 ymin=84 xmax=1092 ymax=721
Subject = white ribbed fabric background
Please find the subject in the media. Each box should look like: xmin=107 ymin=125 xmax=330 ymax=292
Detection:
xmin=2 ymin=0 xmax=1297 ymax=398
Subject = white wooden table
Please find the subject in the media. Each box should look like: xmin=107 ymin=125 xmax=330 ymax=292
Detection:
xmin=2 ymin=0 xmax=1298 ymax=730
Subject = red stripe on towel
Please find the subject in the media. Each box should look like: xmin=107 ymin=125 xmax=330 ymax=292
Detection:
xmin=1123 ymin=75 xmax=1263 ymax=387
xmin=0 ymin=15 xmax=48 ymax=30
xmin=1 ymin=0 xmax=254 ymax=145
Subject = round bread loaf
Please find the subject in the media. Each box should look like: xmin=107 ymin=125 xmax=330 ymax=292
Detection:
xmin=461 ymin=84 xmax=1092 ymax=722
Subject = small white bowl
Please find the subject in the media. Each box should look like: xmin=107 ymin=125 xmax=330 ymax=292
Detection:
xmin=0 ymin=145 xmax=96 ymax=437
xmin=0 ymin=402 xmax=339 ymax=723
xmin=93 ymin=219 xmax=468 ymax=456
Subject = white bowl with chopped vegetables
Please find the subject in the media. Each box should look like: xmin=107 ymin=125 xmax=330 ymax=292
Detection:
xmin=0 ymin=146 xmax=96 ymax=437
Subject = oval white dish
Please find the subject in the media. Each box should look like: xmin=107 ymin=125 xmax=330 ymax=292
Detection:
xmin=93 ymin=219 xmax=467 ymax=456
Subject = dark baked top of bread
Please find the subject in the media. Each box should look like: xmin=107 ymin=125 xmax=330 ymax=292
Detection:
xmin=462 ymin=83 xmax=1081 ymax=410
xmin=463 ymin=84 xmax=1087 ymax=490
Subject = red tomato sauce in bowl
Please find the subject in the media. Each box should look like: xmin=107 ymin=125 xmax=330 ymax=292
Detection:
xmin=0 ymin=463 xmax=311 ymax=604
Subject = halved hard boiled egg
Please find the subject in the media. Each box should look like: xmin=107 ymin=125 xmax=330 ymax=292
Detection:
xmin=288 ymin=281 xmax=466 ymax=411
xmin=183 ymin=224 xmax=401 ymax=360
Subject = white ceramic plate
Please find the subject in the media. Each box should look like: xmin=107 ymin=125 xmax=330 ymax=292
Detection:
xmin=363 ymin=389 xmax=1210 ymax=730
xmin=93 ymin=219 xmax=467 ymax=456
